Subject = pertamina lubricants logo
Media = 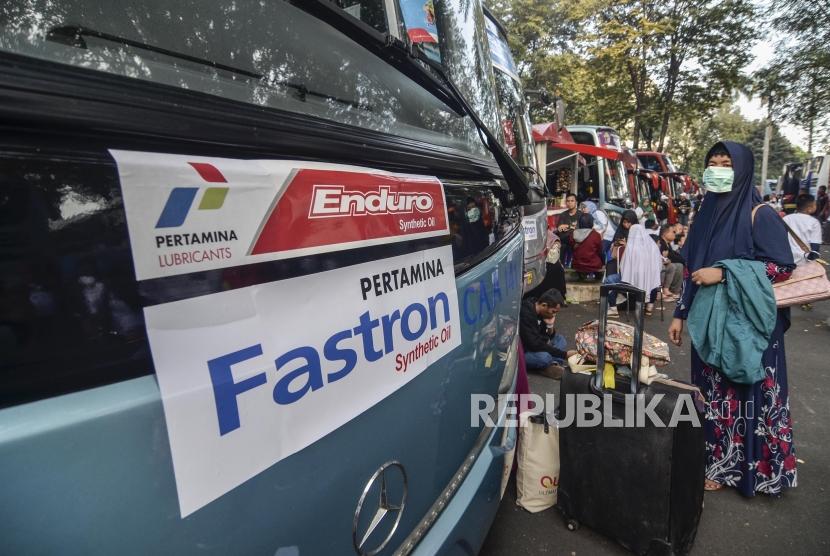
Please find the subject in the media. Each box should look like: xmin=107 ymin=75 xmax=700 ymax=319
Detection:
xmin=154 ymin=162 xmax=237 ymax=269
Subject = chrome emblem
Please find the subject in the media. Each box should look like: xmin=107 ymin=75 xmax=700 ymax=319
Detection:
xmin=353 ymin=461 xmax=408 ymax=555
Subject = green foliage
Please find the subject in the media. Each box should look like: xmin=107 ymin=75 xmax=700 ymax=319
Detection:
xmin=488 ymin=1 xmax=808 ymax=174
xmin=666 ymin=101 xmax=806 ymax=183
xmin=490 ymin=0 xmax=757 ymax=151
xmin=755 ymin=0 xmax=830 ymax=154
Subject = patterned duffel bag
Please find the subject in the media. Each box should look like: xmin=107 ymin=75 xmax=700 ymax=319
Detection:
xmin=574 ymin=319 xmax=671 ymax=367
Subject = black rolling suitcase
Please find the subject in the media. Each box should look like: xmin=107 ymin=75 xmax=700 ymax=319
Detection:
xmin=557 ymin=284 xmax=705 ymax=555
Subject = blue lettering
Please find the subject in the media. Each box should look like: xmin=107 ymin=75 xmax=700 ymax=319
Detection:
xmin=401 ymin=302 xmax=428 ymax=341
xmin=209 ymin=289 xmax=461 ymax=414
xmin=324 ymin=329 xmax=357 ymax=383
xmin=380 ymin=310 xmax=401 ymax=354
xmin=273 ymin=346 xmax=324 ymax=405
xmin=208 ymin=345 xmax=267 ymax=436
xmin=428 ymin=292 xmax=451 ymax=328
xmin=477 ymin=279 xmax=492 ymax=320
xmin=463 ymin=286 xmax=478 ymax=325
xmin=353 ymin=311 xmax=383 ymax=362
xmin=491 ymin=270 xmax=502 ymax=305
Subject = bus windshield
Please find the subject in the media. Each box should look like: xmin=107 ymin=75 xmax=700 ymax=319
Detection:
xmin=604 ymin=161 xmax=628 ymax=206
xmin=485 ymin=15 xmax=535 ymax=171
xmin=0 ymin=0 xmax=499 ymax=159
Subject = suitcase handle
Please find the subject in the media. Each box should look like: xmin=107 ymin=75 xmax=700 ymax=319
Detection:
xmin=593 ymin=283 xmax=646 ymax=396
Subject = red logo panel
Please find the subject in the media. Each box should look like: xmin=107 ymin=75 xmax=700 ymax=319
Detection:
xmin=250 ymin=169 xmax=448 ymax=255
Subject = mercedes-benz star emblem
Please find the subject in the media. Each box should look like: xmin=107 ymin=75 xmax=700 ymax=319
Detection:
xmin=352 ymin=461 xmax=408 ymax=555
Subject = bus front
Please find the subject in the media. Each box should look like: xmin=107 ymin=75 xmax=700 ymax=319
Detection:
xmin=0 ymin=1 xmax=528 ymax=554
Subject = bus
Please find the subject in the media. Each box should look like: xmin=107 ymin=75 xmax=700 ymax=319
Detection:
xmin=620 ymin=147 xmax=655 ymax=218
xmin=565 ymin=125 xmax=632 ymax=219
xmin=636 ymin=151 xmax=694 ymax=224
xmin=802 ymin=154 xmax=828 ymax=196
xmin=778 ymin=161 xmax=804 ymax=212
xmin=483 ymin=7 xmax=548 ymax=293
xmin=0 ymin=1 xmax=535 ymax=553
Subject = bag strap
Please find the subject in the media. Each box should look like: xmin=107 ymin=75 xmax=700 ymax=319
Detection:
xmin=752 ymin=204 xmax=812 ymax=255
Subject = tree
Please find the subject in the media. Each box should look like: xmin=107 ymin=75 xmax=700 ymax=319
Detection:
xmin=590 ymin=0 xmax=756 ymax=150
xmin=666 ymin=100 xmax=806 ymax=182
xmin=755 ymin=0 xmax=830 ymax=155
xmin=491 ymin=0 xmax=757 ymax=151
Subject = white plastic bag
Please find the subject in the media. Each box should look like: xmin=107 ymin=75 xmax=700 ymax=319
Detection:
xmin=516 ymin=412 xmax=560 ymax=512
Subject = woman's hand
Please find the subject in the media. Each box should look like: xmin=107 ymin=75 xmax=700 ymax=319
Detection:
xmin=668 ymin=318 xmax=684 ymax=346
xmin=690 ymin=267 xmax=723 ymax=286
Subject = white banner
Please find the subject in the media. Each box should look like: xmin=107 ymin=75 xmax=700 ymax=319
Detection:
xmin=145 ymin=245 xmax=461 ymax=516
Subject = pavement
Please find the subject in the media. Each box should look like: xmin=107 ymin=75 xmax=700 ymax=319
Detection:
xmin=480 ymin=249 xmax=830 ymax=555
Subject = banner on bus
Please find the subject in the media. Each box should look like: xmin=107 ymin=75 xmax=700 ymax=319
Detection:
xmin=109 ymin=150 xmax=450 ymax=280
xmin=145 ymin=245 xmax=461 ymax=517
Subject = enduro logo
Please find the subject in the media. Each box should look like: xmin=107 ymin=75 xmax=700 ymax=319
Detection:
xmin=308 ymin=185 xmax=434 ymax=218
xmin=155 ymin=162 xmax=230 ymax=228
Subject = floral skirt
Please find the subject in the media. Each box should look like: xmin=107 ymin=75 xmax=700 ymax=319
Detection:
xmin=691 ymin=315 xmax=797 ymax=496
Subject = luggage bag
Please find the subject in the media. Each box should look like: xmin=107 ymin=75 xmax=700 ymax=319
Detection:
xmin=557 ymin=283 xmax=705 ymax=555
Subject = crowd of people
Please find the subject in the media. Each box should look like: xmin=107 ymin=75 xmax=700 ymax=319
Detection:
xmin=535 ymin=190 xmax=699 ymax=318
xmin=519 ymin=140 xmax=826 ymax=500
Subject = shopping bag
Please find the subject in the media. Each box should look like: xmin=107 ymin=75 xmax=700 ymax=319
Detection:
xmin=516 ymin=412 xmax=559 ymax=513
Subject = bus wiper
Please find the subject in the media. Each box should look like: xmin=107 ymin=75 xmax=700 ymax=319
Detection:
xmin=290 ymin=1 xmax=535 ymax=205
xmin=411 ymin=49 xmax=536 ymax=204
xmin=286 ymin=1 xmax=465 ymax=117
xmin=45 ymin=25 xmax=365 ymax=110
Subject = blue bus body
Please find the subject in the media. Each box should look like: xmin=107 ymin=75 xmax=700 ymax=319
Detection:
xmin=0 ymin=1 xmax=528 ymax=553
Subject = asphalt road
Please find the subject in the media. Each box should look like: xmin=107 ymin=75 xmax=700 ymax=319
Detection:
xmin=480 ymin=249 xmax=830 ymax=556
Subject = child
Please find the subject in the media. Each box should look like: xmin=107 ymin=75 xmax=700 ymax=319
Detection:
xmin=783 ymin=193 xmax=822 ymax=310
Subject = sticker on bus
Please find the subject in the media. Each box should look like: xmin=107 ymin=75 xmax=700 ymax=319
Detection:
xmin=145 ymin=245 xmax=461 ymax=517
xmin=521 ymin=217 xmax=539 ymax=241
xmin=109 ymin=150 xmax=450 ymax=280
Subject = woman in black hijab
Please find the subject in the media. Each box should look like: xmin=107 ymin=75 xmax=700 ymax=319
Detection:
xmin=669 ymin=141 xmax=797 ymax=496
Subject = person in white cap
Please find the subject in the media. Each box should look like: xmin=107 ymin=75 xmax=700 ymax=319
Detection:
xmin=654 ymin=194 xmax=669 ymax=225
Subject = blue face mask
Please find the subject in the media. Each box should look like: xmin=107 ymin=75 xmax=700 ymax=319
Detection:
xmin=466 ymin=207 xmax=481 ymax=223
xmin=702 ymin=166 xmax=734 ymax=193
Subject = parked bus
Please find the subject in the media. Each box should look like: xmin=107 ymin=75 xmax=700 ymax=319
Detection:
xmin=636 ymin=151 xmax=693 ymax=224
xmin=778 ymin=161 xmax=805 ymax=213
xmin=802 ymin=154 xmax=828 ymax=196
xmin=0 ymin=1 xmax=533 ymax=554
xmin=565 ymin=125 xmax=632 ymax=219
xmin=483 ymin=7 xmax=548 ymax=292
xmin=620 ymin=147 xmax=655 ymax=219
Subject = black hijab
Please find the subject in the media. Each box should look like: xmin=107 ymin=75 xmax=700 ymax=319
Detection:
xmin=578 ymin=213 xmax=594 ymax=229
xmin=613 ymin=210 xmax=639 ymax=242
xmin=681 ymin=141 xmax=792 ymax=272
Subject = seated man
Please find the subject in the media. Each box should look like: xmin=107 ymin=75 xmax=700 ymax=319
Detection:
xmin=655 ymin=223 xmax=684 ymax=301
xmin=519 ymin=288 xmax=575 ymax=380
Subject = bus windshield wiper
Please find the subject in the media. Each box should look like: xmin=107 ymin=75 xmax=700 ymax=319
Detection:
xmin=291 ymin=0 xmax=535 ymax=204
xmin=45 ymin=25 xmax=364 ymax=110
